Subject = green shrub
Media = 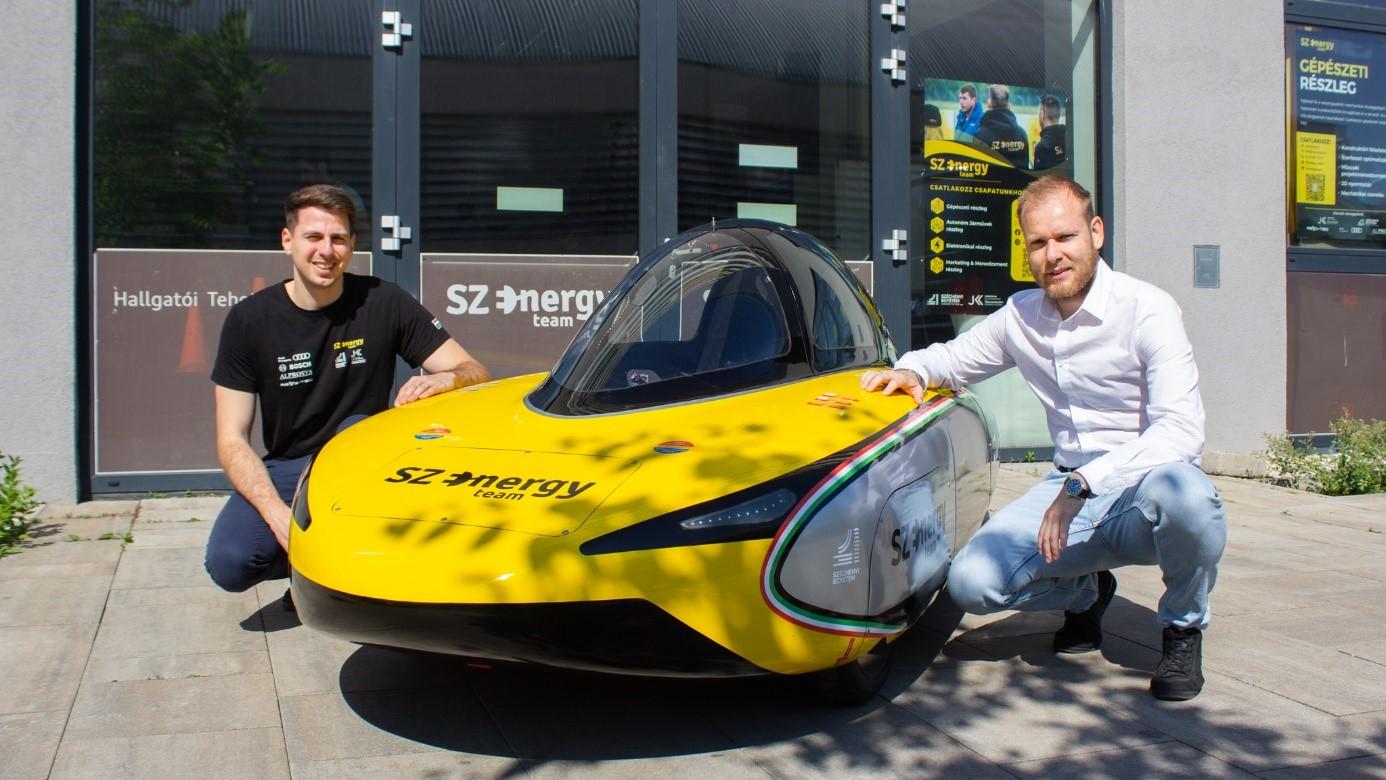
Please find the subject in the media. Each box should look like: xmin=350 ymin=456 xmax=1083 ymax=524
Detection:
xmin=1264 ymin=416 xmax=1386 ymax=496
xmin=0 ymin=453 xmax=40 ymax=557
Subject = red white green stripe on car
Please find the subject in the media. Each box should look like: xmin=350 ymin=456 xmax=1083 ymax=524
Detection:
xmin=760 ymin=395 xmax=956 ymax=636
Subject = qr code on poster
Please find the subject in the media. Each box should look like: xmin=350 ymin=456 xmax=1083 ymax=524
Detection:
xmin=1306 ymin=173 xmax=1326 ymax=202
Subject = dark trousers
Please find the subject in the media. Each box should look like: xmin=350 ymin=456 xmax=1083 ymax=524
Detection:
xmin=204 ymin=415 xmax=366 ymax=593
xmin=204 ymin=453 xmax=310 ymax=592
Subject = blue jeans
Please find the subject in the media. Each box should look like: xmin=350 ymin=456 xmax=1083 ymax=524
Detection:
xmin=204 ymin=415 xmax=367 ymax=593
xmin=946 ymin=462 xmax=1227 ymax=629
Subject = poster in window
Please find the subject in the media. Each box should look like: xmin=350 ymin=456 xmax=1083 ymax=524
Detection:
xmin=916 ymin=78 xmax=1071 ymax=313
xmin=1289 ymin=25 xmax=1386 ymax=245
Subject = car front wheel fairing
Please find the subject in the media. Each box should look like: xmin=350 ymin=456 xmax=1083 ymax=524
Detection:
xmin=762 ymin=396 xmax=958 ymax=636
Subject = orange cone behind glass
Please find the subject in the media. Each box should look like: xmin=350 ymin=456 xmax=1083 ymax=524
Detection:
xmin=178 ymin=305 xmax=209 ymax=373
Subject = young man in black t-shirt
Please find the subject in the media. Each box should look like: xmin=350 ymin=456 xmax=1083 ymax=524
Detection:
xmin=205 ymin=185 xmax=489 ymax=594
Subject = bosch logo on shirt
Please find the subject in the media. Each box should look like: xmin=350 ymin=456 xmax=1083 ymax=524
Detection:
xmin=276 ymin=351 xmax=314 ymax=387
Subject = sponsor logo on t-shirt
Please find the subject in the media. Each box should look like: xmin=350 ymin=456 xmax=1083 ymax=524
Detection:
xmin=431 ymin=318 xmax=443 ymax=330
xmin=276 ymin=351 xmax=314 ymax=387
xmin=331 ymin=338 xmax=367 ymax=368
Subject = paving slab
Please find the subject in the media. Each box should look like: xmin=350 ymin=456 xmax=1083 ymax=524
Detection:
xmin=49 ymin=727 xmax=289 ymax=780
xmin=1206 ymin=570 xmax=1383 ymax=618
xmin=109 ymin=545 xmax=212 ymax=590
xmin=1261 ymin=754 xmax=1386 ymax=779
xmin=38 ymin=501 xmax=140 ymax=520
xmin=64 ymin=673 xmax=281 ymax=739
xmin=292 ymin=752 xmax=531 ymax=780
xmin=892 ymin=632 xmax=1175 ymax=765
xmin=121 ymin=524 xmax=212 ymax=550
xmin=89 ymin=598 xmax=267 ymax=660
xmin=2 ymin=538 xmax=124 ymax=565
xmin=524 ymin=753 xmax=772 ymax=779
xmin=1002 ymin=740 xmax=1256 ymax=778
xmin=278 ymin=687 xmax=512 ymax=764
xmin=84 ymin=649 xmax=270 ymax=684
xmin=136 ymin=495 xmax=228 ymax=521
xmin=108 ymin=583 xmax=257 ymax=610
xmin=719 ymin=699 xmax=1012 ymax=780
xmin=0 ymin=623 xmax=96 ymax=715
xmin=0 ymin=710 xmax=68 ymax=780
xmin=28 ymin=515 xmax=135 ymax=541
xmin=0 ymin=575 xmax=111 ymax=628
xmin=266 ymin=628 xmax=470 ymax=699
xmin=462 ymin=663 xmax=745 ymax=760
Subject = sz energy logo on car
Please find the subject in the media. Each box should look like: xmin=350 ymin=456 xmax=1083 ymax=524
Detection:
xmin=383 ymin=467 xmax=595 ymax=502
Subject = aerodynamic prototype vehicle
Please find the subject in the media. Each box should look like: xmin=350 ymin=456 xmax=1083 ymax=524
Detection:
xmin=289 ymin=220 xmax=996 ymax=702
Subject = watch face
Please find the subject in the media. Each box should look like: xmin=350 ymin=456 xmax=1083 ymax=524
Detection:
xmin=1064 ymin=477 xmax=1083 ymax=498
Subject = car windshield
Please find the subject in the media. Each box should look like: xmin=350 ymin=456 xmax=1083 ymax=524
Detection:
xmin=530 ymin=222 xmax=888 ymax=415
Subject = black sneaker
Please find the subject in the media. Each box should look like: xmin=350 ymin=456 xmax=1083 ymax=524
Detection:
xmin=1150 ymin=625 xmax=1204 ymax=701
xmin=1053 ymin=570 xmax=1117 ymax=654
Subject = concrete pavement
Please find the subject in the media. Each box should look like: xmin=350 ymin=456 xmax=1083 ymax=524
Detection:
xmin=2 ymin=464 xmax=1385 ymax=779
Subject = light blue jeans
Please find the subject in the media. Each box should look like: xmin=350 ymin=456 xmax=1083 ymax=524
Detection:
xmin=946 ymin=462 xmax=1227 ymax=629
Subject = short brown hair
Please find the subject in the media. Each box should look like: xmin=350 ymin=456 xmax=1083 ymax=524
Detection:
xmin=284 ymin=184 xmax=357 ymax=235
xmin=1016 ymin=176 xmax=1094 ymax=226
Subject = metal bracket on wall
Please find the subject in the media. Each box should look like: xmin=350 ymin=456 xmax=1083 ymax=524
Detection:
xmin=880 ymin=48 xmax=907 ymax=85
xmin=883 ymin=228 xmax=908 ymax=266
xmin=380 ymin=215 xmax=412 ymax=252
xmin=382 ymin=11 xmax=413 ymax=51
xmin=880 ymin=0 xmax=906 ymax=29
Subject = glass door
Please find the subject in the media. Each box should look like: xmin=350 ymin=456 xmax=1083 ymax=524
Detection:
xmin=908 ymin=0 xmax=1100 ymax=453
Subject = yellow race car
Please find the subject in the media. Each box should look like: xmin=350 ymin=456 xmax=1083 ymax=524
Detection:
xmin=289 ymin=220 xmax=995 ymax=703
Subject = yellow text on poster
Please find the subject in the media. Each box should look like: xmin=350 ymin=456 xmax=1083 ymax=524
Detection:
xmin=1295 ymin=131 xmax=1336 ymax=206
xmin=1009 ymin=199 xmax=1033 ymax=282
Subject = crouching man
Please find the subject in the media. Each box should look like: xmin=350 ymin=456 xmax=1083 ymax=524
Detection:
xmin=205 ymin=185 xmax=489 ymax=598
xmin=861 ymin=177 xmax=1226 ymax=700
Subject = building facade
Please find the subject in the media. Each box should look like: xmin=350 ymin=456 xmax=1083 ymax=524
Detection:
xmin=0 ymin=0 xmax=1305 ymax=501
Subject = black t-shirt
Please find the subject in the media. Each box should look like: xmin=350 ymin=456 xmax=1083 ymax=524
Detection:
xmin=211 ymin=274 xmax=451 ymax=460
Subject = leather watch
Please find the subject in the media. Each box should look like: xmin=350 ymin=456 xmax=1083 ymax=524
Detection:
xmin=1063 ymin=475 xmax=1094 ymax=500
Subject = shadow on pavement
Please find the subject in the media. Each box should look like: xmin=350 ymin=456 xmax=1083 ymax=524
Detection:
xmin=335 ymin=588 xmax=966 ymax=760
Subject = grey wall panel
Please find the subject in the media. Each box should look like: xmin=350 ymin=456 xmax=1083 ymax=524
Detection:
xmin=0 ymin=1 xmax=77 ymax=502
xmin=1111 ymin=1 xmax=1286 ymax=461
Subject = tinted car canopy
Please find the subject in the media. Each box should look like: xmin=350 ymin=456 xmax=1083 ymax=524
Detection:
xmin=529 ymin=221 xmax=893 ymax=416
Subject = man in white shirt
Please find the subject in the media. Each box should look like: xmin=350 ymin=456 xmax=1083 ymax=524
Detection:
xmin=860 ymin=176 xmax=1226 ymax=701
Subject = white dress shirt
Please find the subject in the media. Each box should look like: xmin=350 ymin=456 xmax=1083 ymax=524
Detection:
xmin=896 ymin=260 xmax=1204 ymax=496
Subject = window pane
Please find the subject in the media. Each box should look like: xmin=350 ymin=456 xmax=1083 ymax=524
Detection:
xmin=677 ymin=0 xmax=871 ymax=263
xmin=1288 ymin=272 xmax=1386 ymax=431
xmin=94 ymin=0 xmax=374 ymax=248
xmin=419 ymin=0 xmax=639 ymax=254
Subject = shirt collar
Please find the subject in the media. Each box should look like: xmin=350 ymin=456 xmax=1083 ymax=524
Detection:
xmin=1038 ymin=256 xmax=1111 ymax=324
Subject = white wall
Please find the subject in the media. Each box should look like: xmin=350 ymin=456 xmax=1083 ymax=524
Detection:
xmin=1112 ymin=1 xmax=1287 ymax=472
xmin=0 ymin=2 xmax=77 ymax=502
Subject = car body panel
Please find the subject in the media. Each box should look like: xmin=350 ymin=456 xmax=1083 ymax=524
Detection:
xmin=290 ymin=220 xmax=995 ymax=678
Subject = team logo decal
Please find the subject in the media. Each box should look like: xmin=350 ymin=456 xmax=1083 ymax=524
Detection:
xmin=414 ymin=427 xmax=451 ymax=440
xmin=807 ymin=392 xmax=858 ymax=410
xmin=654 ymin=440 xmax=693 ymax=454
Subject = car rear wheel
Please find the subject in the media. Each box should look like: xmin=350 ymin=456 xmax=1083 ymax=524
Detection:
xmin=810 ymin=638 xmax=894 ymax=706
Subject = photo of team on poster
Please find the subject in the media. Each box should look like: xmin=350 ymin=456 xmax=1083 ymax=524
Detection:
xmin=920 ymin=78 xmax=1070 ymax=171
xmin=916 ymin=78 xmax=1072 ymax=314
